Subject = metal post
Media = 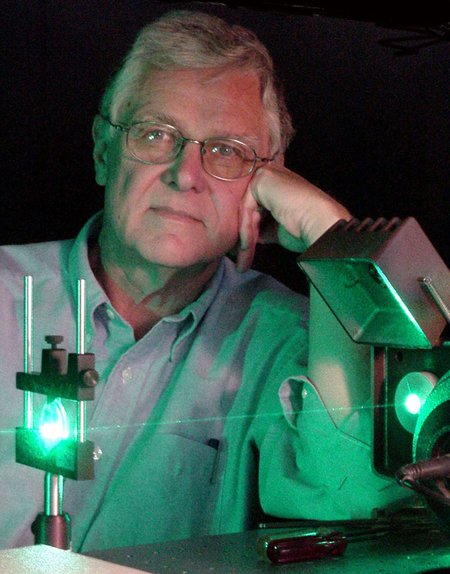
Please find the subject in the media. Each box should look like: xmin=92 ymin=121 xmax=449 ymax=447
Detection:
xmin=76 ymin=279 xmax=87 ymax=443
xmin=45 ymin=473 xmax=63 ymax=516
xmin=23 ymin=275 xmax=34 ymax=428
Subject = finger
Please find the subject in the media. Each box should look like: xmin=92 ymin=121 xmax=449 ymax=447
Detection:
xmin=237 ymin=207 xmax=262 ymax=273
xmin=236 ymin=244 xmax=254 ymax=273
xmin=238 ymin=181 xmax=261 ymax=248
xmin=249 ymin=164 xmax=351 ymax=248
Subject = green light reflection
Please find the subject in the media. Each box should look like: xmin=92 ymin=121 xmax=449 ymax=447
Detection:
xmin=38 ymin=398 xmax=69 ymax=450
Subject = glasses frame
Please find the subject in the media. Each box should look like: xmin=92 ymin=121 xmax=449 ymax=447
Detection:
xmin=101 ymin=115 xmax=276 ymax=181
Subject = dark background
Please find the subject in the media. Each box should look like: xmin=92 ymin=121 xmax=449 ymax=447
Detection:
xmin=2 ymin=1 xmax=449 ymax=291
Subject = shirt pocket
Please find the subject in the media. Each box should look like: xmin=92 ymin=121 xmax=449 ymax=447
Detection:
xmin=80 ymin=432 xmax=221 ymax=552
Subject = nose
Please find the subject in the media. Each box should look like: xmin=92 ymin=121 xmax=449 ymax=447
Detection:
xmin=160 ymin=140 xmax=205 ymax=192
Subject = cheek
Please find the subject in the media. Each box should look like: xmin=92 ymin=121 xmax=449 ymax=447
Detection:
xmin=210 ymin=182 xmax=248 ymax=238
xmin=104 ymin=174 xmax=130 ymax=227
xmin=105 ymin=163 xmax=159 ymax=221
xmin=215 ymin=179 xmax=248 ymax=216
xmin=103 ymin=176 xmax=143 ymax=247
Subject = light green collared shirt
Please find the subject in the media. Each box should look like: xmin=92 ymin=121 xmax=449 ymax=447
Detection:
xmin=0 ymin=213 xmax=407 ymax=552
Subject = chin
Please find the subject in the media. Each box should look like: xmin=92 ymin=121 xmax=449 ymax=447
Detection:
xmin=138 ymin=243 xmax=221 ymax=269
xmin=133 ymin=229 xmax=235 ymax=269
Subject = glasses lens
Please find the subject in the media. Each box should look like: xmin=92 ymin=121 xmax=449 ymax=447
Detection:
xmin=202 ymin=139 xmax=256 ymax=180
xmin=127 ymin=122 xmax=179 ymax=164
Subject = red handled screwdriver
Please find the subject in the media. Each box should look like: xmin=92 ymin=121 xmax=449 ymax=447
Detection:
xmin=257 ymin=527 xmax=389 ymax=564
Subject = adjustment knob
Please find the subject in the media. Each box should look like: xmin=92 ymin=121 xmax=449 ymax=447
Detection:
xmin=45 ymin=335 xmax=64 ymax=349
xmin=81 ymin=369 xmax=99 ymax=388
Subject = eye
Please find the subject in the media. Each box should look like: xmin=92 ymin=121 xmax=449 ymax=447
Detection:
xmin=209 ymin=141 xmax=246 ymax=160
xmin=213 ymin=144 xmax=235 ymax=157
xmin=145 ymin=128 xmax=171 ymax=143
xmin=141 ymin=128 xmax=173 ymax=146
xmin=130 ymin=123 xmax=175 ymax=146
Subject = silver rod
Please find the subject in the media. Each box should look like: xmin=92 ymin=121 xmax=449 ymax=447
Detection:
xmin=45 ymin=473 xmax=62 ymax=516
xmin=76 ymin=279 xmax=87 ymax=443
xmin=23 ymin=275 xmax=34 ymax=428
xmin=77 ymin=402 xmax=86 ymax=443
xmin=420 ymin=276 xmax=450 ymax=325
xmin=77 ymin=279 xmax=86 ymax=355
xmin=58 ymin=474 xmax=64 ymax=512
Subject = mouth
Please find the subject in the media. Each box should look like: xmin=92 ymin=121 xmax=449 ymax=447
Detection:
xmin=150 ymin=206 xmax=202 ymax=224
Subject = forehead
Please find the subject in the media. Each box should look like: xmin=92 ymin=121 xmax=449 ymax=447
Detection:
xmin=130 ymin=67 xmax=270 ymax=147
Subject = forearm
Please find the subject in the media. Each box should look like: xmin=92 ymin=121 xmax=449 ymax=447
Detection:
xmin=308 ymin=286 xmax=372 ymax=431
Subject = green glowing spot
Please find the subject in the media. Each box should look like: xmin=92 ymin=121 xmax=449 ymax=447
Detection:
xmin=404 ymin=393 xmax=422 ymax=415
xmin=39 ymin=398 xmax=69 ymax=449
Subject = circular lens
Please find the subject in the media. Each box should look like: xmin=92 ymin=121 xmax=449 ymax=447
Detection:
xmin=413 ymin=371 xmax=450 ymax=530
xmin=405 ymin=393 xmax=422 ymax=415
xmin=394 ymin=371 xmax=437 ymax=434
xmin=128 ymin=122 xmax=178 ymax=164
xmin=203 ymin=138 xmax=255 ymax=180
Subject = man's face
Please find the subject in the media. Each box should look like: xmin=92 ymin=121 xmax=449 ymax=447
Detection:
xmin=94 ymin=67 xmax=270 ymax=270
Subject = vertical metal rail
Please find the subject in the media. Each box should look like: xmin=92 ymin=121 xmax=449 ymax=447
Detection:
xmin=23 ymin=275 xmax=34 ymax=428
xmin=45 ymin=473 xmax=64 ymax=516
xmin=76 ymin=279 xmax=87 ymax=443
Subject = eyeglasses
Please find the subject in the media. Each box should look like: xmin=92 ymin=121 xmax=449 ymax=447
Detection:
xmin=102 ymin=116 xmax=275 ymax=181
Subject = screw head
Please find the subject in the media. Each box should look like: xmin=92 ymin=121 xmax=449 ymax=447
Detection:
xmin=93 ymin=446 xmax=103 ymax=461
xmin=45 ymin=335 xmax=64 ymax=348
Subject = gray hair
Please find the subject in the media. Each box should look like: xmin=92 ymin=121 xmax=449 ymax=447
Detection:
xmin=99 ymin=10 xmax=295 ymax=154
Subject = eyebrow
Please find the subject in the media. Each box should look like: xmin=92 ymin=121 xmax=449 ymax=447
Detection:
xmin=138 ymin=112 xmax=178 ymax=126
xmin=133 ymin=111 xmax=261 ymax=149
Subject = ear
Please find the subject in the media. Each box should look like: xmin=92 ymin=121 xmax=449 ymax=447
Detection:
xmin=92 ymin=115 xmax=109 ymax=186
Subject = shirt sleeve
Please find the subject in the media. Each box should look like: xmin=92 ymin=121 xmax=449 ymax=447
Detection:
xmin=258 ymin=375 xmax=412 ymax=520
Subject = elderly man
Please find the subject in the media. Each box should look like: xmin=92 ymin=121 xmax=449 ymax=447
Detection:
xmin=0 ymin=10 xmax=407 ymax=552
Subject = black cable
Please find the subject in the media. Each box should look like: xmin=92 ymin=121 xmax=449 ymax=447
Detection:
xmin=400 ymin=480 xmax=450 ymax=507
xmin=397 ymin=455 xmax=450 ymax=483
xmin=396 ymin=455 xmax=450 ymax=507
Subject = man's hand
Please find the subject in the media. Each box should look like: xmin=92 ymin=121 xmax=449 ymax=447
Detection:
xmin=237 ymin=164 xmax=351 ymax=272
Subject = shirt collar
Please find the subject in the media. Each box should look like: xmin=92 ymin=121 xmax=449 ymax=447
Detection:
xmin=165 ymin=259 xmax=225 ymax=361
xmin=165 ymin=257 xmax=225 ymax=327
xmin=68 ymin=211 xmax=108 ymax=318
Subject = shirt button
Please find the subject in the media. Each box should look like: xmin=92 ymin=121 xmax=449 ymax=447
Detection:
xmin=106 ymin=307 xmax=115 ymax=320
xmin=93 ymin=446 xmax=103 ymax=461
xmin=121 ymin=367 xmax=133 ymax=384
